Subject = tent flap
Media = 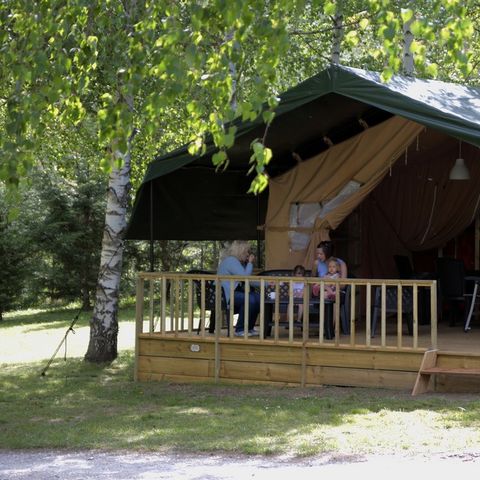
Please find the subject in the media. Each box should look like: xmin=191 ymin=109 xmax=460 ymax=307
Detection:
xmin=265 ymin=116 xmax=425 ymax=269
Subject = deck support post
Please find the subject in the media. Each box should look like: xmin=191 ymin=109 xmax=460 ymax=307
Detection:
xmin=134 ymin=276 xmax=145 ymax=382
xmin=214 ymin=280 xmax=222 ymax=382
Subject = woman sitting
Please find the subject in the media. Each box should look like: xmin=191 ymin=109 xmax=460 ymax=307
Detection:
xmin=311 ymin=240 xmax=347 ymax=296
xmin=217 ymin=241 xmax=260 ymax=337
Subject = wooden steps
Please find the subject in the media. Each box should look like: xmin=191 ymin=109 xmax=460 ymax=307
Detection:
xmin=412 ymin=349 xmax=480 ymax=395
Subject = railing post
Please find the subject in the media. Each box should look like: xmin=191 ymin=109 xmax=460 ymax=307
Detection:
xmin=381 ymin=283 xmax=386 ymax=346
xmin=259 ymin=280 xmax=265 ymax=340
xmin=430 ymin=280 xmax=438 ymax=349
xmin=397 ymin=284 xmax=403 ymax=349
xmin=160 ymin=275 xmax=167 ymax=334
xmin=200 ymin=279 xmax=206 ymax=336
xmin=174 ymin=278 xmax=180 ymax=336
xmin=366 ymin=282 xmax=371 ymax=346
xmin=214 ymin=279 xmax=222 ymax=382
xmin=274 ymin=282 xmax=280 ymax=342
xmin=334 ymin=284 xmax=340 ymax=346
xmin=319 ymin=282 xmax=325 ymax=344
xmin=134 ymin=275 xmax=145 ymax=382
xmin=288 ymin=280 xmax=294 ymax=343
xmin=349 ymin=283 xmax=356 ymax=346
xmin=413 ymin=284 xmax=418 ymax=349
xmin=149 ymin=280 xmax=154 ymax=333
xmin=303 ymin=280 xmax=310 ymax=342
xmin=229 ymin=281 xmax=235 ymax=338
xmin=244 ymin=279 xmax=250 ymax=339
xmin=187 ymin=278 xmax=193 ymax=334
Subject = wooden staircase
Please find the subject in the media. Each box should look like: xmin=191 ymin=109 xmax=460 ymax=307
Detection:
xmin=412 ymin=349 xmax=480 ymax=395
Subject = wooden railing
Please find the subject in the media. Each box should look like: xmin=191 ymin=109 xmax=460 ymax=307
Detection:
xmin=135 ymin=272 xmax=438 ymax=350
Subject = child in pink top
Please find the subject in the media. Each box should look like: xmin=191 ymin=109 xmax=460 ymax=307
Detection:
xmin=324 ymin=258 xmax=340 ymax=300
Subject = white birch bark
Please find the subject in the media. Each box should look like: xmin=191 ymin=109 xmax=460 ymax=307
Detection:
xmin=402 ymin=16 xmax=415 ymax=75
xmin=331 ymin=13 xmax=344 ymax=65
xmin=84 ymin=149 xmax=131 ymax=362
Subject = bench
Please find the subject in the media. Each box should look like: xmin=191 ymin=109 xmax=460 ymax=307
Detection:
xmin=411 ymin=349 xmax=480 ymax=395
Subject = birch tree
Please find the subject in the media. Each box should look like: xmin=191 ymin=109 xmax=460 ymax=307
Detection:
xmin=0 ymin=0 xmax=303 ymax=362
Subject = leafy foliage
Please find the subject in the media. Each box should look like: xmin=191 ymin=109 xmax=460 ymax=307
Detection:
xmin=2 ymin=0 xmax=475 ymax=194
xmin=27 ymin=165 xmax=106 ymax=308
xmin=0 ymin=185 xmax=30 ymax=319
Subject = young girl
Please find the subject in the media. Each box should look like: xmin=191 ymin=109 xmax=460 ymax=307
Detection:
xmin=324 ymin=258 xmax=340 ymax=300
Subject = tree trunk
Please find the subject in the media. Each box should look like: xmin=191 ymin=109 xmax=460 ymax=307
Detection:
xmin=331 ymin=12 xmax=344 ymax=65
xmin=402 ymin=14 xmax=415 ymax=75
xmin=84 ymin=151 xmax=131 ymax=363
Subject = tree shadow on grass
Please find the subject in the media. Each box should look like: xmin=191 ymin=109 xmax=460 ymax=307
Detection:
xmin=1 ymin=305 xmax=136 ymax=332
xmin=1 ymin=306 xmax=89 ymax=329
xmin=2 ymin=353 xmax=480 ymax=454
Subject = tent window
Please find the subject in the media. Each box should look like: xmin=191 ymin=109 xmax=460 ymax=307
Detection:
xmin=288 ymin=181 xmax=361 ymax=251
xmin=289 ymin=203 xmax=322 ymax=251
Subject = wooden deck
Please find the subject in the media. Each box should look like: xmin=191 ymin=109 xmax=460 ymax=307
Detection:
xmin=134 ymin=272 xmax=480 ymax=393
xmin=136 ymin=322 xmax=480 ymax=393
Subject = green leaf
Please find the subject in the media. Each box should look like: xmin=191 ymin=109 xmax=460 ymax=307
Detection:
xmin=380 ymin=67 xmax=394 ymax=83
xmin=425 ymin=63 xmax=438 ymax=77
xmin=262 ymin=110 xmax=275 ymax=124
xmin=345 ymin=30 xmax=359 ymax=46
xmin=212 ymin=150 xmax=227 ymax=166
xmin=223 ymin=126 xmax=237 ymax=148
xmin=324 ymin=1 xmax=336 ymax=16
xmin=401 ymin=9 xmax=414 ymax=24
xmin=248 ymin=173 xmax=269 ymax=194
xmin=410 ymin=40 xmax=422 ymax=54
xmin=359 ymin=18 xmax=369 ymax=30
xmin=410 ymin=20 xmax=423 ymax=37
xmin=263 ymin=147 xmax=272 ymax=165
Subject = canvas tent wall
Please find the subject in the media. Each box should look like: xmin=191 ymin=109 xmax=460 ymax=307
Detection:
xmin=126 ymin=65 xmax=480 ymax=276
xmin=362 ymin=132 xmax=480 ymax=278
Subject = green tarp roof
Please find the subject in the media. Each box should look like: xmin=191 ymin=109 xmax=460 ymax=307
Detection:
xmin=126 ymin=64 xmax=480 ymax=241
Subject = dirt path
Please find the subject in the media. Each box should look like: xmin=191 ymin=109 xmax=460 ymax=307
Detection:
xmin=1 ymin=450 xmax=480 ymax=480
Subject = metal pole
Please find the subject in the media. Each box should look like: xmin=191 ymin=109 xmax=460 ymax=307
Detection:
xmin=256 ymin=194 xmax=262 ymax=268
xmin=149 ymin=181 xmax=154 ymax=272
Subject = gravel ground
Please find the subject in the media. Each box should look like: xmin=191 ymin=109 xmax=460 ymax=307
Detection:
xmin=1 ymin=450 xmax=480 ymax=480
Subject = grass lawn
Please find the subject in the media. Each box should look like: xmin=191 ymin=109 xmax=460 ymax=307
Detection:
xmin=1 ymin=305 xmax=480 ymax=456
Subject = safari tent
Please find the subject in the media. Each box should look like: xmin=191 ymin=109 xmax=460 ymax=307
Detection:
xmin=126 ymin=64 xmax=480 ymax=278
xmin=128 ymin=65 xmax=480 ymax=393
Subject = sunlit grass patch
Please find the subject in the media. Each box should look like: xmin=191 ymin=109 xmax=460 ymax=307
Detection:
xmin=2 ymin=305 xmax=480 ymax=455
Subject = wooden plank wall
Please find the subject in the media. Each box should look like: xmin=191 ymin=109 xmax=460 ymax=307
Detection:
xmin=137 ymin=335 xmax=420 ymax=389
xmin=433 ymin=352 xmax=480 ymax=392
xmin=137 ymin=335 xmax=480 ymax=392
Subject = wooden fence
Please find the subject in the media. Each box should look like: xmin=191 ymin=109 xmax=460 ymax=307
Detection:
xmin=135 ymin=272 xmax=438 ymax=350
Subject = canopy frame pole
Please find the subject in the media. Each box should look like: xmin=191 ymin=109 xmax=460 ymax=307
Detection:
xmin=149 ymin=181 xmax=154 ymax=272
xmin=257 ymin=194 xmax=262 ymax=269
